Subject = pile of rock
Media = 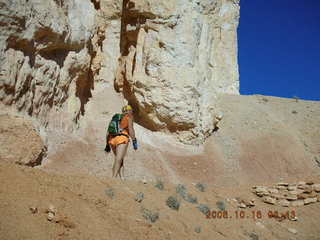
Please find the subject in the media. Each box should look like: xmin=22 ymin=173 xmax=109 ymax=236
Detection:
xmin=252 ymin=182 xmax=320 ymax=207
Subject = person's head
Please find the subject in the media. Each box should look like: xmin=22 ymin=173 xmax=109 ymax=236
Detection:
xmin=122 ymin=105 xmax=133 ymax=115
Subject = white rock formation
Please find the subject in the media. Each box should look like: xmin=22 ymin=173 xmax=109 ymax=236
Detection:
xmin=115 ymin=0 xmax=240 ymax=144
xmin=0 ymin=0 xmax=240 ymax=144
xmin=0 ymin=0 xmax=97 ymax=126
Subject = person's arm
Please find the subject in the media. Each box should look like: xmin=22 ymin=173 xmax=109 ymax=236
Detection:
xmin=128 ymin=116 xmax=136 ymax=140
xmin=128 ymin=115 xmax=138 ymax=150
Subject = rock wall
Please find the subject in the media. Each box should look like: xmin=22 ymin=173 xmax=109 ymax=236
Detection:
xmin=0 ymin=0 xmax=240 ymax=144
xmin=115 ymin=0 xmax=240 ymax=144
xmin=0 ymin=0 xmax=98 ymax=126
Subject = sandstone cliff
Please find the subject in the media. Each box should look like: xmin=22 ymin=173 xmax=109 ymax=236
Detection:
xmin=0 ymin=0 xmax=240 ymax=144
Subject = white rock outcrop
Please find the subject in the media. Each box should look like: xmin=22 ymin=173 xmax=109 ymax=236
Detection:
xmin=0 ymin=0 xmax=97 ymax=125
xmin=0 ymin=0 xmax=240 ymax=144
xmin=115 ymin=0 xmax=240 ymax=144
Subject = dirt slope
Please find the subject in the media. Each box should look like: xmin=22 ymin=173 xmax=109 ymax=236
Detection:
xmin=1 ymin=161 xmax=320 ymax=240
xmin=35 ymin=83 xmax=320 ymax=187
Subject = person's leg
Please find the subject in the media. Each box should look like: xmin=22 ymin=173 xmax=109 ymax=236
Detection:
xmin=113 ymin=143 xmax=128 ymax=178
xmin=111 ymin=145 xmax=117 ymax=177
xmin=119 ymin=161 xmax=125 ymax=180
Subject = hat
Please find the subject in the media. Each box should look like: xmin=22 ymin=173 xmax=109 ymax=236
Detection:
xmin=122 ymin=105 xmax=133 ymax=113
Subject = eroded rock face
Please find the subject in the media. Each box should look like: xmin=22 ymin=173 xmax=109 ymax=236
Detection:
xmin=0 ymin=113 xmax=45 ymax=166
xmin=115 ymin=0 xmax=240 ymax=144
xmin=0 ymin=0 xmax=240 ymax=145
xmin=0 ymin=0 xmax=97 ymax=125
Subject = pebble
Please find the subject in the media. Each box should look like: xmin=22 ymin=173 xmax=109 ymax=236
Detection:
xmin=287 ymin=228 xmax=298 ymax=235
xmin=238 ymin=203 xmax=247 ymax=208
xmin=29 ymin=207 xmax=38 ymax=214
xmin=47 ymin=212 xmax=55 ymax=221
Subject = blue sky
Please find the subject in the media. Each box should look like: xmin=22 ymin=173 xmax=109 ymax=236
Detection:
xmin=238 ymin=0 xmax=320 ymax=101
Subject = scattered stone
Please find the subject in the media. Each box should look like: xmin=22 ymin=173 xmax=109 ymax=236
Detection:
xmin=254 ymin=182 xmax=320 ymax=207
xmin=194 ymin=226 xmax=201 ymax=233
xmin=285 ymin=194 xmax=298 ymax=201
xmin=289 ymin=216 xmax=298 ymax=221
xmin=238 ymin=203 xmax=247 ymax=208
xmin=166 ymin=196 xmax=180 ymax=211
xmin=317 ymin=195 xmax=320 ymax=202
xmin=288 ymin=185 xmax=297 ymax=191
xmin=277 ymin=182 xmax=289 ymax=186
xmin=105 ymin=188 xmax=115 ymax=199
xmin=141 ymin=208 xmax=159 ymax=223
xmin=312 ymin=184 xmax=320 ymax=192
xmin=142 ymin=177 xmax=147 ymax=184
xmin=276 ymin=186 xmax=287 ymax=190
xmin=47 ymin=212 xmax=55 ymax=221
xmin=45 ymin=204 xmax=57 ymax=221
xmin=242 ymin=199 xmax=255 ymax=207
xmin=297 ymin=193 xmax=309 ymax=199
xmin=291 ymin=200 xmax=304 ymax=207
xmin=268 ymin=188 xmax=279 ymax=194
xmin=29 ymin=207 xmax=38 ymax=214
xmin=272 ymin=193 xmax=286 ymax=200
xmin=304 ymin=197 xmax=317 ymax=205
xmin=263 ymin=197 xmax=276 ymax=205
xmin=287 ymin=228 xmax=298 ymax=235
xmin=135 ymin=192 xmax=144 ymax=203
xmin=278 ymin=199 xmax=290 ymax=207
xmin=48 ymin=204 xmax=57 ymax=214
xmin=302 ymin=186 xmax=313 ymax=194
xmin=254 ymin=186 xmax=269 ymax=196
xmin=195 ymin=183 xmax=206 ymax=192
xmin=216 ymin=200 xmax=226 ymax=211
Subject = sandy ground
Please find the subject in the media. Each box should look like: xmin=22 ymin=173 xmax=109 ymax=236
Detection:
xmin=1 ymin=161 xmax=320 ymax=240
xmin=1 ymin=83 xmax=320 ymax=239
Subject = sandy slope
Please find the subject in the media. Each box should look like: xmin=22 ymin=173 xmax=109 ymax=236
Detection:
xmin=1 ymin=83 xmax=320 ymax=239
xmin=38 ymin=83 xmax=320 ymax=187
xmin=1 ymin=161 xmax=320 ymax=240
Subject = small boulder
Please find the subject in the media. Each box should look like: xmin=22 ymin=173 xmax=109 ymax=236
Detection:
xmin=304 ymin=197 xmax=317 ymax=205
xmin=263 ymin=197 xmax=276 ymax=205
xmin=312 ymin=184 xmax=320 ymax=192
xmin=277 ymin=182 xmax=289 ymax=186
xmin=47 ymin=212 xmax=55 ymax=221
xmin=290 ymin=200 xmax=304 ymax=207
xmin=278 ymin=199 xmax=290 ymax=207
xmin=285 ymin=194 xmax=298 ymax=201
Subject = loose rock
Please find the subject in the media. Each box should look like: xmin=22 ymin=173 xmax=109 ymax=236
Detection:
xmin=287 ymin=228 xmax=298 ymax=234
xmin=278 ymin=199 xmax=290 ymax=207
xmin=263 ymin=197 xmax=276 ymax=205
xmin=291 ymin=200 xmax=304 ymax=207
xmin=304 ymin=197 xmax=317 ymax=205
xmin=29 ymin=207 xmax=38 ymax=214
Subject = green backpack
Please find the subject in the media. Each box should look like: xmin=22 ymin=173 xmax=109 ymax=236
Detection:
xmin=107 ymin=113 xmax=124 ymax=135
